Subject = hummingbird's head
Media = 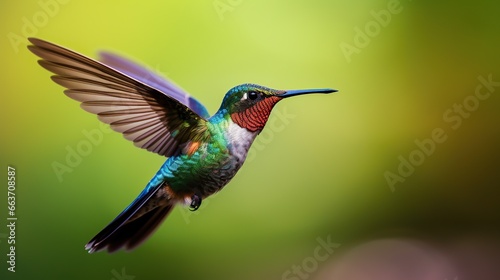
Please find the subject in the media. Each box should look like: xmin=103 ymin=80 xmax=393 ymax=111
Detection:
xmin=218 ymin=83 xmax=336 ymax=132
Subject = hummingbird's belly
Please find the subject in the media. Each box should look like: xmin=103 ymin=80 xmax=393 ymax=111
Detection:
xmin=160 ymin=122 xmax=257 ymax=198
xmin=161 ymin=144 xmax=246 ymax=198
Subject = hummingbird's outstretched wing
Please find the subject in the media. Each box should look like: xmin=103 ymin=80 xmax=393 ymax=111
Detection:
xmin=28 ymin=38 xmax=209 ymax=157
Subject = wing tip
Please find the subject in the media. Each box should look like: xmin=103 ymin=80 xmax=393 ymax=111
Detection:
xmin=27 ymin=37 xmax=56 ymax=51
xmin=27 ymin=37 xmax=41 ymax=45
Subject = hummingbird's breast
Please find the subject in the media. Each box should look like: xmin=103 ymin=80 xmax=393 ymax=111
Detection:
xmin=161 ymin=121 xmax=258 ymax=198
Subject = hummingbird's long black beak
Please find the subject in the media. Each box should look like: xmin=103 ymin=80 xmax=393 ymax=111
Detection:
xmin=279 ymin=88 xmax=338 ymax=98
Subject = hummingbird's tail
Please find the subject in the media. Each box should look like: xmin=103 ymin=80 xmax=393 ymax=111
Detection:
xmin=85 ymin=181 xmax=174 ymax=253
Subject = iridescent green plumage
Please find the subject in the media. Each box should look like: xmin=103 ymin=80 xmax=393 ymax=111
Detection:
xmin=28 ymin=38 xmax=336 ymax=253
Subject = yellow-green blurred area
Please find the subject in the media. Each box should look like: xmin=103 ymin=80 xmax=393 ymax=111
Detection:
xmin=1 ymin=0 xmax=500 ymax=279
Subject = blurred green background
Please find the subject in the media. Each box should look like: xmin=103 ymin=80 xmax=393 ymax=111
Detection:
xmin=1 ymin=0 xmax=499 ymax=279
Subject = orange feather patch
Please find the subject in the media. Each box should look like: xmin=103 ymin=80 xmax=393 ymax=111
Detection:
xmin=186 ymin=141 xmax=200 ymax=156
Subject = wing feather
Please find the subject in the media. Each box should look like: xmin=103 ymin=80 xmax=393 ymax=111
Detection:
xmin=98 ymin=51 xmax=211 ymax=118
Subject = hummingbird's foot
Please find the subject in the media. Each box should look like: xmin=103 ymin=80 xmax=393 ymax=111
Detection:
xmin=189 ymin=193 xmax=202 ymax=211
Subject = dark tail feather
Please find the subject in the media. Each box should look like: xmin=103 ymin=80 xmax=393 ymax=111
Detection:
xmin=85 ymin=182 xmax=174 ymax=253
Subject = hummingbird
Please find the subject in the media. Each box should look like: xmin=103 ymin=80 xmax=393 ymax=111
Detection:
xmin=28 ymin=38 xmax=337 ymax=253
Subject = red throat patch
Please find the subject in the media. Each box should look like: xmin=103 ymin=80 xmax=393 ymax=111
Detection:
xmin=230 ymin=96 xmax=281 ymax=132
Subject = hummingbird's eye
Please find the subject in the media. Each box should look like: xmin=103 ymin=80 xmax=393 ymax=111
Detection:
xmin=247 ymin=91 xmax=259 ymax=100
